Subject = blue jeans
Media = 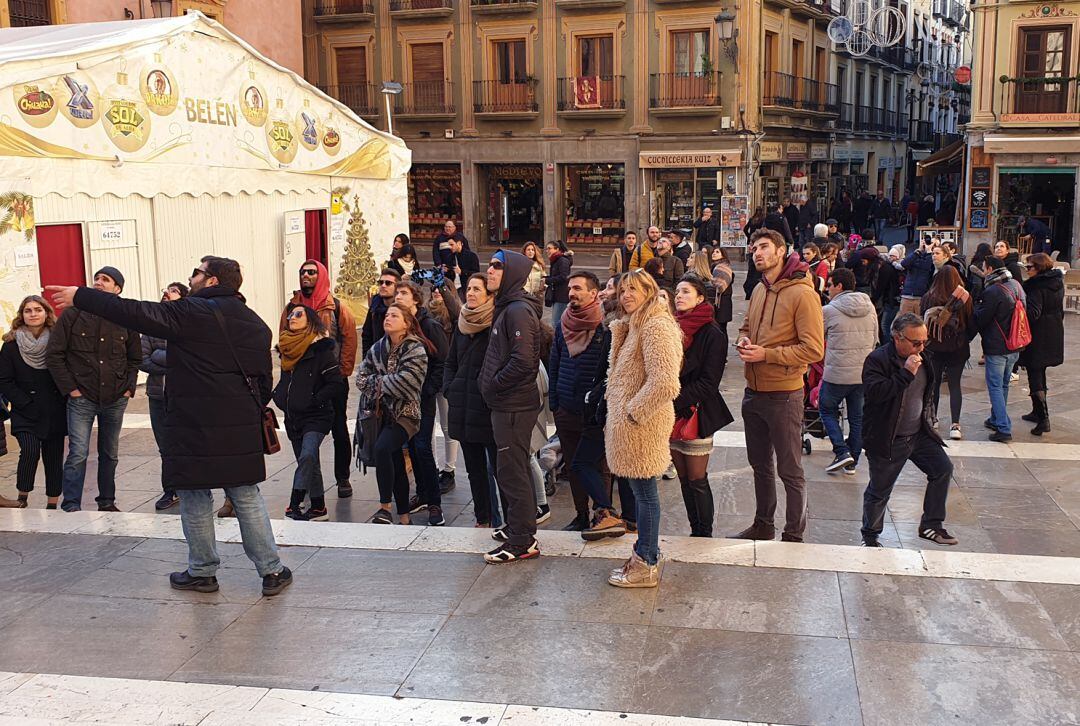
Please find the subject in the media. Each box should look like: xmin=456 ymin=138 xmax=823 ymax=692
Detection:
xmin=178 ymin=485 xmax=282 ymax=578
xmin=62 ymin=396 xmax=128 ymax=510
xmin=985 ymin=352 xmax=1019 ymax=435
xmin=628 ymin=477 xmax=660 ymax=565
xmin=290 ymin=430 xmax=326 ymax=498
xmin=818 ymin=381 xmax=864 ymax=462
xmin=551 ymin=302 xmax=568 ymax=326
xmin=880 ymin=304 xmax=899 ymax=343
xmin=874 ymin=217 xmax=887 ymax=238
xmin=408 ymin=395 xmax=441 ymax=506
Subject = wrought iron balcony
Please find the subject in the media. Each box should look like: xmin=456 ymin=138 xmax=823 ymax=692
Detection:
xmin=473 ymin=80 xmax=539 ymax=114
xmin=314 ymin=0 xmax=375 ymax=18
xmin=999 ymin=75 xmax=1080 ymax=119
xmin=556 ymin=76 xmax=625 ymax=112
xmin=763 ymin=72 xmax=838 ymax=114
xmin=319 ymin=83 xmax=379 ymax=117
xmin=649 ymin=72 xmax=722 ymax=109
xmin=393 ymin=81 xmax=456 ymax=116
xmin=470 ymin=0 xmax=537 ymax=11
xmin=389 ymin=0 xmax=453 ymax=15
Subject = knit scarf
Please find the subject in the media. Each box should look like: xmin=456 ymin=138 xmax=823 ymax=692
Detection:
xmin=15 ymin=327 xmax=49 ymax=369
xmin=458 ymin=296 xmax=494 ymax=335
xmin=560 ymin=298 xmax=603 ymax=357
xmin=548 ymin=250 xmax=564 ymax=265
xmin=675 ymin=301 xmax=714 ymax=350
xmin=278 ymin=330 xmax=318 ymax=371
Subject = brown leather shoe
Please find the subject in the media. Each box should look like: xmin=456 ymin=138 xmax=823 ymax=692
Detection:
xmin=216 ymin=498 xmax=235 ymax=518
xmin=0 ymin=494 xmax=25 ymax=509
xmin=732 ymin=522 xmax=776 ymax=540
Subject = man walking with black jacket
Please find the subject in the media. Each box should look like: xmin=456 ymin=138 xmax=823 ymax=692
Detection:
xmin=480 ymin=250 xmax=543 ymax=563
xmin=860 ymin=312 xmax=957 ymax=548
xmin=361 ymin=269 xmax=400 ymax=355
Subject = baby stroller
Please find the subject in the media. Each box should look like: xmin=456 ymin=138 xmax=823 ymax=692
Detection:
xmin=537 ymin=434 xmax=562 ymax=497
xmin=801 ymin=359 xmax=842 ymax=454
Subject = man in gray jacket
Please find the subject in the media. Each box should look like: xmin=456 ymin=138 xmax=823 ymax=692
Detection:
xmin=820 ymin=268 xmax=878 ymax=474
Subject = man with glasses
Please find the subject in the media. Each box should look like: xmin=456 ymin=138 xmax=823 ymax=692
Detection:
xmin=281 ymin=260 xmax=358 ymax=497
xmin=46 ymin=256 xmax=293 ymax=596
xmin=860 ymin=312 xmax=957 ymax=548
xmin=361 ymin=269 xmax=401 ymax=356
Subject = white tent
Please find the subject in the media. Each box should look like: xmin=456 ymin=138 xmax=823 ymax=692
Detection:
xmin=0 ymin=12 xmax=409 ymax=328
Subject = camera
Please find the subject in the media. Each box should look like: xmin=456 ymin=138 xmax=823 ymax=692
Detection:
xmin=410 ymin=267 xmax=446 ymax=289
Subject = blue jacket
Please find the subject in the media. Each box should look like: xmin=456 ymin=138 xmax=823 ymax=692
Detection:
xmin=548 ymin=319 xmax=606 ymax=415
xmin=900 ymin=250 xmax=934 ymax=298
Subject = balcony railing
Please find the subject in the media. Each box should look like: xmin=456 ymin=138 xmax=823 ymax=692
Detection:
xmin=649 ymin=72 xmax=722 ymax=109
xmin=9 ymin=0 xmax=50 ymax=26
xmin=910 ymin=119 xmax=933 ymax=145
xmin=394 ymin=81 xmax=455 ymax=115
xmin=314 ymin=0 xmax=374 ymax=16
xmin=389 ymin=0 xmax=453 ymax=11
xmin=999 ymin=75 xmax=1080 ymax=118
xmin=763 ymin=72 xmax=838 ymax=113
xmin=556 ymin=76 xmax=625 ymax=111
xmin=473 ymin=80 xmax=538 ymax=113
xmin=838 ymin=101 xmax=854 ymax=130
xmin=854 ymin=104 xmax=871 ymax=132
xmin=470 ymin=0 xmax=536 ymax=8
xmin=319 ymin=83 xmax=379 ymax=117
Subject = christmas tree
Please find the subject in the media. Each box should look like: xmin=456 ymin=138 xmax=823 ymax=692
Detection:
xmin=334 ymin=195 xmax=377 ymax=317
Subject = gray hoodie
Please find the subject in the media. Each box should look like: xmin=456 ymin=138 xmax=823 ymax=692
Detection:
xmin=822 ymin=291 xmax=879 ymax=385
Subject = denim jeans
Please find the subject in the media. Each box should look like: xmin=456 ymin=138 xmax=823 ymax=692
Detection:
xmin=880 ymin=304 xmax=899 ymax=343
xmin=178 ymin=485 xmax=282 ymax=578
xmin=290 ymin=430 xmax=326 ymax=497
xmin=628 ymin=477 xmax=660 ymax=565
xmin=571 ymin=432 xmax=612 ymax=510
xmin=551 ymin=302 xmax=568 ymax=327
xmin=62 ymin=396 xmax=128 ymax=510
xmin=148 ymin=396 xmax=170 ymax=493
xmin=985 ymin=352 xmax=1019 ymax=435
xmin=874 ymin=217 xmax=887 ymax=238
xmin=818 ymin=381 xmax=864 ymax=463
xmin=407 ymin=395 xmax=441 ymax=507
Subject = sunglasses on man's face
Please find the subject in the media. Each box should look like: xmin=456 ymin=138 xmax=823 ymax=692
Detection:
xmin=488 ymin=260 xmax=504 ymax=270
xmin=378 ymin=279 xmax=396 ymax=286
xmin=300 ymin=268 xmax=319 ymax=277
xmin=191 ymin=268 xmax=207 ymax=280
xmin=901 ymin=334 xmax=928 ymax=349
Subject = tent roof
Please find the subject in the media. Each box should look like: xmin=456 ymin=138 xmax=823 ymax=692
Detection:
xmin=0 ymin=16 xmax=199 ymax=66
xmin=916 ymin=140 xmax=964 ymax=177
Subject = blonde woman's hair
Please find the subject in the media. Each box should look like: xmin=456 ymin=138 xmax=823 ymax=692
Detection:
xmin=687 ymin=249 xmax=713 ymax=279
xmin=618 ymin=268 xmax=671 ymax=328
xmin=3 ymin=295 xmax=56 ymax=343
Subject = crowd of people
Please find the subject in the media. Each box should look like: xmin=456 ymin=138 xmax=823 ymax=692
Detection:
xmin=0 ymin=208 xmax=1066 ymax=591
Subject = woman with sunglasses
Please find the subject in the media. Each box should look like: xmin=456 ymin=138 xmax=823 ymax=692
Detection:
xmin=141 ymin=282 xmax=189 ymax=510
xmin=605 ymin=269 xmax=682 ymax=587
xmin=272 ymin=304 xmax=345 ymax=521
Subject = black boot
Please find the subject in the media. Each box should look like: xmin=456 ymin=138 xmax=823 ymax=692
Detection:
xmin=561 ymin=512 xmax=589 ymax=531
xmin=1031 ymin=391 xmax=1051 ymax=436
xmin=688 ymin=478 xmax=714 ymax=538
xmin=1021 ymin=395 xmax=1039 ymax=423
xmin=679 ymin=477 xmax=701 ymax=536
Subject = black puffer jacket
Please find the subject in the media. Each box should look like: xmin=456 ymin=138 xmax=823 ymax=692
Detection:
xmin=416 ymin=307 xmax=449 ymax=399
xmin=546 ymin=254 xmax=572 ymax=306
xmin=481 ymin=250 xmax=542 ymax=412
xmin=673 ymin=317 xmax=734 ymax=438
xmin=140 ymin=334 xmax=168 ymax=399
xmin=71 ymin=286 xmax=272 ymax=490
xmin=272 ymin=337 xmax=344 ymax=437
xmin=1019 ymin=269 xmax=1065 ymax=369
xmin=443 ymin=323 xmax=494 ymax=444
xmin=0 ymin=339 xmax=67 ymax=440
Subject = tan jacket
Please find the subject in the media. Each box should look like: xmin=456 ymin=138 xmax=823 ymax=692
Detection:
xmin=738 ymin=268 xmax=825 ymax=392
xmin=604 ymin=311 xmax=683 ymax=479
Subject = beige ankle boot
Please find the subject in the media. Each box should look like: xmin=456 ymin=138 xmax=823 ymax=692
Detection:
xmin=608 ymin=550 xmax=661 ymax=588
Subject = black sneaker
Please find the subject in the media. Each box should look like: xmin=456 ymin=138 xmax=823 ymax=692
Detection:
xmin=989 ymin=430 xmax=1013 ymax=443
xmin=427 ymin=505 xmax=445 ymax=526
xmin=97 ymin=503 xmax=120 ymax=512
xmin=371 ymin=508 xmax=393 ymax=525
xmin=491 ymin=525 xmax=510 ymax=542
xmin=536 ymin=503 xmax=551 ymax=524
xmin=408 ymin=495 xmax=429 ymax=514
xmin=561 ymin=512 xmax=589 ymax=531
xmin=299 ymin=507 xmax=329 ymax=522
xmin=337 ymin=480 xmax=353 ymax=498
xmin=919 ymin=527 xmax=959 ymax=546
xmin=484 ymin=538 xmax=540 ymax=564
xmin=826 ymin=453 xmax=855 ymax=474
xmin=438 ymin=470 xmax=456 ymax=495
xmin=861 ymin=537 xmax=883 ymax=548
xmin=983 ymin=418 xmax=999 ymax=432
xmin=843 ymin=463 xmax=857 ymax=476
xmin=262 ymin=566 xmax=293 ymax=596
xmin=285 ymin=505 xmax=305 ymax=520
xmin=154 ymin=491 xmax=179 ymax=511
xmin=169 ymin=571 xmax=219 ymax=593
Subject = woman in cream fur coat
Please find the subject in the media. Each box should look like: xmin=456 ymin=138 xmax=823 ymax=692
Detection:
xmin=604 ymin=269 xmax=683 ymax=588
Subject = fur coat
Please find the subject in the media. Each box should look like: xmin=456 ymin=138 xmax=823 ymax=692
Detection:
xmin=604 ymin=311 xmax=683 ymax=479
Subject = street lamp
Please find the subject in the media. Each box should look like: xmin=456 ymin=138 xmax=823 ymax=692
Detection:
xmin=151 ymin=0 xmax=173 ymax=17
xmin=381 ymin=81 xmax=403 ymax=136
xmin=715 ymin=9 xmax=739 ymax=75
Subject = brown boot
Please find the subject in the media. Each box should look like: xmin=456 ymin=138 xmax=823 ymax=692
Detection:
xmin=732 ymin=522 xmax=776 ymax=540
xmin=0 ymin=494 xmax=25 ymax=508
xmin=608 ymin=551 xmax=661 ymax=588
xmin=216 ymin=498 xmax=235 ymax=518
xmin=581 ymin=509 xmax=627 ymax=541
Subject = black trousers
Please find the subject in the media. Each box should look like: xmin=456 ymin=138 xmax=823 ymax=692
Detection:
xmin=460 ymin=441 xmax=496 ymax=525
xmin=15 ymin=432 xmax=64 ymax=497
xmin=374 ymin=423 xmax=411 ymax=514
xmin=331 ymin=386 xmax=351 ymax=483
xmin=492 ymin=407 xmax=540 ymax=547
xmin=1027 ymin=366 xmax=1048 ymax=394
xmin=862 ymin=431 xmax=953 ymax=539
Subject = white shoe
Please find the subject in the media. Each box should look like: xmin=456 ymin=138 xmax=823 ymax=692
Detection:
xmin=662 ymin=463 xmax=677 ymax=480
xmin=1010 ymin=372 xmax=1020 ymax=383
xmin=949 ymin=424 xmax=962 ymax=440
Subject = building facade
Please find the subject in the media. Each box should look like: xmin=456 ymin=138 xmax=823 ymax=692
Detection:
xmin=0 ymin=0 xmax=303 ymax=73
xmin=966 ymin=0 xmax=1078 ymax=261
xmin=303 ymin=0 xmax=968 ymax=249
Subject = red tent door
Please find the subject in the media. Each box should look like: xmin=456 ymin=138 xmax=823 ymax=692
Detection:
xmin=36 ymin=224 xmax=86 ymax=308
xmin=305 ymin=209 xmax=328 ymax=267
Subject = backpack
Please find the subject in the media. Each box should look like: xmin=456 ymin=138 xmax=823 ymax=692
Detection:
xmin=994 ymin=283 xmax=1032 ymax=352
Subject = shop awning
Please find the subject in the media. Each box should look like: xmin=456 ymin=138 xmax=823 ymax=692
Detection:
xmin=638 ymin=150 xmax=742 ymax=168
xmin=910 ymin=149 xmax=933 ymax=161
xmin=916 ymin=140 xmax=964 ymax=177
xmin=984 ymin=135 xmax=1080 ymax=154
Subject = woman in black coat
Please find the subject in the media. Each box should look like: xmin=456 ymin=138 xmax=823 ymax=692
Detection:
xmin=443 ymin=273 xmax=498 ymax=527
xmin=544 ymin=240 xmax=572 ymax=322
xmin=1019 ymin=254 xmax=1065 ymax=435
xmin=670 ymin=276 xmax=734 ymax=537
xmin=0 ymin=296 xmax=67 ymax=509
xmin=273 ymin=304 xmax=344 ymax=521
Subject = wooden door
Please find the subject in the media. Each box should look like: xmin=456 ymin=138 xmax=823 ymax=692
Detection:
xmin=577 ymin=35 xmax=614 ymax=106
xmin=1016 ymin=27 xmax=1070 ymax=114
xmin=335 ymin=46 xmax=371 ymax=113
xmin=764 ymin=32 xmax=777 ymax=102
xmin=493 ymin=39 xmax=528 ymax=109
xmin=671 ymin=29 xmax=710 ymax=105
xmin=410 ymin=43 xmax=445 ymax=111
xmin=792 ymin=40 xmax=805 ymax=105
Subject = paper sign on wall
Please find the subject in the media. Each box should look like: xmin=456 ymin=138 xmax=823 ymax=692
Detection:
xmin=14 ymin=245 xmax=37 ymax=268
xmin=287 ymin=215 xmax=304 ymax=235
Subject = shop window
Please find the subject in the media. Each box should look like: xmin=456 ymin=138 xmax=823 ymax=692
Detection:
xmin=564 ymin=164 xmax=625 ymax=246
xmin=408 ymin=164 xmax=463 ymax=244
xmin=1015 ymin=27 xmax=1071 ymax=114
xmin=484 ymin=165 xmax=544 ymax=245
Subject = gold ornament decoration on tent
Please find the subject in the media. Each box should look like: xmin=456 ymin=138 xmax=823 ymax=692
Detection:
xmin=334 ymin=193 xmax=378 ymax=321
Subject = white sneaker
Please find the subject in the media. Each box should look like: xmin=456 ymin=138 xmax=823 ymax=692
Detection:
xmin=1010 ymin=372 xmax=1020 ymax=383
xmin=662 ymin=463 xmax=677 ymax=480
xmin=949 ymin=424 xmax=962 ymax=440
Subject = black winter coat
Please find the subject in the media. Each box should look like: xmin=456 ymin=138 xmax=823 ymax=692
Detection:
xmin=45 ymin=307 xmax=140 ymax=404
xmin=140 ymin=334 xmax=168 ymax=399
xmin=272 ymin=338 xmax=344 ymax=437
xmin=1002 ymin=252 xmax=1025 ymax=283
xmin=71 ymin=286 xmax=272 ymax=490
xmin=545 ymin=254 xmax=572 ymax=306
xmin=0 ymin=340 xmax=67 ymax=440
xmin=1019 ymin=270 xmax=1065 ymax=369
xmin=443 ymin=325 xmax=494 ymax=444
xmin=861 ymin=341 xmax=942 ymax=460
xmin=417 ymin=308 xmax=449 ymax=398
xmin=361 ymin=294 xmax=391 ymax=356
xmin=975 ymin=276 xmax=1027 ymax=356
xmin=694 ymin=215 xmax=720 ymax=247
xmin=673 ymin=320 xmax=734 ymax=438
xmin=481 ymin=251 xmax=542 ymax=412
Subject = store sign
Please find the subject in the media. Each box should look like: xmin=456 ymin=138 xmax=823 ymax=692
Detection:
xmin=786 ymin=143 xmax=808 ymax=161
xmin=638 ymin=151 xmax=740 ymax=168
xmin=810 ymin=144 xmax=829 ymax=160
xmin=488 ymin=165 xmax=542 ymax=180
xmin=759 ymin=142 xmax=783 ymax=162
xmin=850 ymin=150 xmax=867 ymax=163
xmin=834 ymin=146 xmax=850 ymax=162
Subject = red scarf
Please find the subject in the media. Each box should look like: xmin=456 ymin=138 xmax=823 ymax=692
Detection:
xmin=676 ymin=301 xmax=714 ymax=350
xmin=560 ymin=298 xmax=603 ymax=357
xmin=548 ymin=250 xmax=564 ymax=264
xmin=299 ymin=259 xmax=332 ymax=311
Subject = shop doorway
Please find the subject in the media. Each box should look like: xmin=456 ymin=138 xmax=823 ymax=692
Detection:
xmin=482 ymin=164 xmax=544 ymax=246
xmin=305 ymin=209 xmax=328 ymax=266
xmin=997 ymin=168 xmax=1076 ymax=259
xmin=36 ymin=224 xmax=86 ymax=305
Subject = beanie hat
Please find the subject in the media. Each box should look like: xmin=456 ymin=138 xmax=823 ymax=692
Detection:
xmin=889 ymin=244 xmax=906 ymax=260
xmin=813 ymin=223 xmax=829 ymax=238
xmin=94 ymin=266 xmax=124 ymax=291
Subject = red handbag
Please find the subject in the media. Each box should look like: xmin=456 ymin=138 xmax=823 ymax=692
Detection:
xmin=670 ymin=406 xmax=700 ymax=441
